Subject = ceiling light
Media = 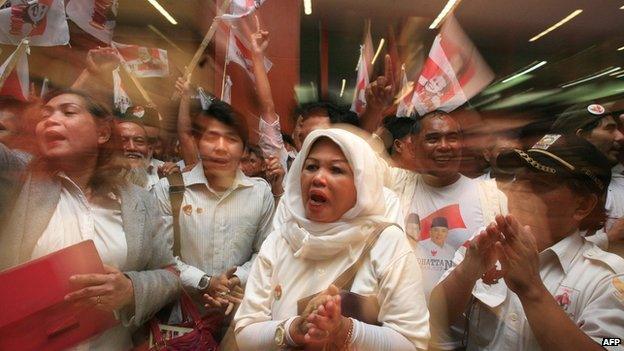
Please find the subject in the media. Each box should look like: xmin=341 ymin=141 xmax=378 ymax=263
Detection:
xmin=618 ymin=46 xmax=624 ymax=51
xmin=617 ymin=73 xmax=624 ymax=78
xmin=501 ymin=61 xmax=547 ymax=83
xmin=609 ymin=69 xmax=624 ymax=76
xmin=304 ymin=0 xmax=312 ymax=15
xmin=560 ymin=66 xmax=621 ymax=88
xmin=429 ymin=0 xmax=463 ymax=29
xmin=370 ymin=38 xmax=385 ymax=65
xmin=339 ymin=79 xmax=346 ymax=97
xmin=529 ymin=9 xmax=582 ymax=42
xmin=147 ymin=0 xmax=178 ymax=25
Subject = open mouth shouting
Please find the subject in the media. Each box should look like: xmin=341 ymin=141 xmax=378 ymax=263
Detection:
xmin=307 ymin=189 xmax=330 ymax=210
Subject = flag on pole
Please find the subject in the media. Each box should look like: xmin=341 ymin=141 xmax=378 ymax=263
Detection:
xmin=66 ymin=0 xmax=118 ymax=44
xmin=112 ymin=67 xmax=132 ymax=113
xmin=197 ymin=87 xmax=214 ymax=110
xmin=396 ymin=65 xmax=414 ymax=117
xmin=218 ymin=0 xmax=266 ymax=21
xmin=0 ymin=41 xmax=30 ymax=101
xmin=0 ymin=0 xmax=69 ymax=46
xmin=226 ymin=26 xmax=272 ymax=82
xmin=351 ymin=21 xmax=374 ymax=115
xmin=112 ymin=42 xmax=169 ymax=78
xmin=410 ymin=16 xmax=494 ymax=116
xmin=222 ymin=75 xmax=232 ymax=103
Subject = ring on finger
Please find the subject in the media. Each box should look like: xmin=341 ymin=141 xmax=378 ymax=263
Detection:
xmin=218 ymin=291 xmax=228 ymax=297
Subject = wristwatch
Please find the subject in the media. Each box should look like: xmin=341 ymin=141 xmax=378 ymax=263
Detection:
xmin=197 ymin=274 xmax=211 ymax=291
xmin=274 ymin=320 xmax=288 ymax=349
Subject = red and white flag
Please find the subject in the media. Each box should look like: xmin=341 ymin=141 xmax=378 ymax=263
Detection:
xmin=112 ymin=67 xmax=131 ymax=113
xmin=0 ymin=0 xmax=69 ymax=46
xmin=66 ymin=0 xmax=118 ymax=44
xmin=226 ymin=26 xmax=272 ymax=82
xmin=396 ymin=65 xmax=414 ymax=117
xmin=410 ymin=16 xmax=493 ymax=116
xmin=350 ymin=23 xmax=374 ymax=115
xmin=0 ymin=44 xmax=29 ymax=101
xmin=219 ymin=0 xmax=266 ymax=21
xmin=112 ymin=42 xmax=169 ymax=78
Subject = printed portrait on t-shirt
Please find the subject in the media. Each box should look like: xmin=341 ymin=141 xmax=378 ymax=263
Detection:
xmin=405 ymin=213 xmax=421 ymax=242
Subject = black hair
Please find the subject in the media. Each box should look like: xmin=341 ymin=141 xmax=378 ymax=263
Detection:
xmin=245 ymin=144 xmax=264 ymax=159
xmin=192 ymin=99 xmax=248 ymax=145
xmin=281 ymin=132 xmax=295 ymax=148
xmin=383 ymin=116 xmax=417 ymax=154
xmin=296 ymin=101 xmax=360 ymax=128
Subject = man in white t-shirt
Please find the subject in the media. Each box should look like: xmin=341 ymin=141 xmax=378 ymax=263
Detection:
xmin=414 ymin=216 xmax=456 ymax=297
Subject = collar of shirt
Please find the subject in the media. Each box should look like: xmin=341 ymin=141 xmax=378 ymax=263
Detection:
xmin=182 ymin=162 xmax=254 ymax=193
xmin=612 ymin=163 xmax=624 ymax=178
xmin=539 ymin=231 xmax=584 ymax=275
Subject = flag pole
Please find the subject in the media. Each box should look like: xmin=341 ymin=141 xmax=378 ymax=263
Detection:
xmin=0 ymin=39 xmax=29 ymax=92
xmin=110 ymin=45 xmax=158 ymax=117
xmin=185 ymin=0 xmax=232 ymax=77
xmin=220 ymin=30 xmax=230 ymax=100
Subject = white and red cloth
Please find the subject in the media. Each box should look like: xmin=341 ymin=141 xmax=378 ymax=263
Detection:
xmin=66 ymin=0 xmax=118 ymax=44
xmin=0 ymin=0 xmax=69 ymax=46
xmin=351 ymin=24 xmax=374 ymax=115
xmin=396 ymin=65 xmax=415 ymax=117
xmin=225 ymin=26 xmax=272 ymax=82
xmin=219 ymin=0 xmax=266 ymax=21
xmin=0 ymin=44 xmax=29 ymax=101
xmin=410 ymin=16 xmax=493 ymax=115
xmin=112 ymin=42 xmax=169 ymax=78
xmin=222 ymin=75 xmax=232 ymax=103
xmin=112 ymin=67 xmax=131 ymax=113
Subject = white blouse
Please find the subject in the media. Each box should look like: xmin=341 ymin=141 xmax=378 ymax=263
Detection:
xmin=234 ymin=224 xmax=431 ymax=350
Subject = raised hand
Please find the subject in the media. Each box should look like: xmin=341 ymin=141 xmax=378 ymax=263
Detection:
xmin=174 ymin=75 xmax=192 ymax=98
xmin=85 ymin=47 xmax=120 ymax=75
xmin=459 ymin=222 xmax=504 ymax=283
xmin=364 ymin=54 xmax=397 ymax=112
xmin=250 ymin=15 xmax=269 ymax=55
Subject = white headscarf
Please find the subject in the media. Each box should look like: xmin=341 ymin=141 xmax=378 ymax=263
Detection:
xmin=277 ymin=128 xmax=387 ymax=260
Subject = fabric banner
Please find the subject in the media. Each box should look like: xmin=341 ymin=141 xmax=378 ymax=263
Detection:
xmin=112 ymin=67 xmax=131 ymax=113
xmin=112 ymin=42 xmax=169 ymax=78
xmin=222 ymin=75 xmax=232 ymax=103
xmin=396 ymin=65 xmax=415 ymax=117
xmin=0 ymin=44 xmax=29 ymax=101
xmin=0 ymin=0 xmax=69 ymax=46
xmin=219 ymin=0 xmax=266 ymax=21
xmin=66 ymin=0 xmax=118 ymax=44
xmin=226 ymin=26 xmax=272 ymax=82
xmin=410 ymin=16 xmax=494 ymax=116
xmin=350 ymin=22 xmax=374 ymax=115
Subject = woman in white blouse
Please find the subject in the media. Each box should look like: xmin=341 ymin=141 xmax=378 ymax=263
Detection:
xmin=234 ymin=128 xmax=430 ymax=350
xmin=0 ymin=90 xmax=180 ymax=350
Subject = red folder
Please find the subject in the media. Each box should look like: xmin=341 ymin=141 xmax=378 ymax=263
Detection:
xmin=0 ymin=240 xmax=119 ymax=351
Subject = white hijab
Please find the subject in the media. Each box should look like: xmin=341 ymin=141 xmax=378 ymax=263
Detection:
xmin=277 ymin=128 xmax=387 ymax=260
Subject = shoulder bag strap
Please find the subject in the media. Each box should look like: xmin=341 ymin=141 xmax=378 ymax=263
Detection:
xmin=332 ymin=222 xmax=395 ymax=291
xmin=166 ymin=172 xmax=185 ymax=258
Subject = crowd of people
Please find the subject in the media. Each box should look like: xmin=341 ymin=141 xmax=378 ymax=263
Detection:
xmin=0 ymin=22 xmax=623 ymax=351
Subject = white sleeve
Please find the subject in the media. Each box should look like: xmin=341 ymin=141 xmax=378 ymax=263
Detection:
xmin=351 ymin=319 xmax=418 ymax=351
xmin=258 ymin=115 xmax=289 ymax=171
xmin=235 ymin=320 xmax=281 ymax=351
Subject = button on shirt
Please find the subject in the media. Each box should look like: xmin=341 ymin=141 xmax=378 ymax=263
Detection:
xmin=153 ymin=163 xmax=275 ymax=288
xmin=435 ymin=233 xmax=624 ymax=351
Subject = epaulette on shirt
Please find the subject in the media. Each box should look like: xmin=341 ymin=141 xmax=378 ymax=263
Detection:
xmin=583 ymin=246 xmax=624 ymax=274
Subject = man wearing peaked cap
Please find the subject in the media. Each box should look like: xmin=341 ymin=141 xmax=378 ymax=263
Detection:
xmin=430 ymin=133 xmax=624 ymax=351
xmin=552 ymin=102 xmax=624 ymax=253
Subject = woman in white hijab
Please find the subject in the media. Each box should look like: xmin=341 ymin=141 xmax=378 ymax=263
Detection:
xmin=234 ymin=128 xmax=429 ymax=350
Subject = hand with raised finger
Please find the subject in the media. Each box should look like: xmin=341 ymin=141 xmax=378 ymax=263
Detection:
xmin=250 ymin=15 xmax=270 ymax=55
xmin=494 ymin=214 xmax=544 ymax=299
xmin=65 ymin=264 xmax=134 ymax=312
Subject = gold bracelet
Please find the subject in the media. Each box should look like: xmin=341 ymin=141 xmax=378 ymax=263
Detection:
xmin=341 ymin=318 xmax=354 ymax=350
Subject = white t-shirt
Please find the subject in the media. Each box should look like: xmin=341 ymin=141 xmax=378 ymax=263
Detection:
xmin=408 ymin=175 xmax=486 ymax=250
xmin=606 ymin=164 xmax=624 ymax=232
xmin=413 ymin=238 xmax=455 ymax=297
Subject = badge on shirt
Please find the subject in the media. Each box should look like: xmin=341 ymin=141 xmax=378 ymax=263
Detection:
xmin=533 ymin=134 xmax=561 ymax=150
xmin=612 ymin=277 xmax=624 ymax=305
xmin=553 ymin=285 xmax=580 ymax=318
xmin=182 ymin=204 xmax=193 ymax=216
xmin=274 ymin=284 xmax=282 ymax=300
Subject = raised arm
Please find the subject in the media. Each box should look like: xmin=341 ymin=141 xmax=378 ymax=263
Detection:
xmin=72 ymin=47 xmax=120 ymax=90
xmin=360 ymin=55 xmax=396 ymax=133
xmin=174 ymin=76 xmax=199 ymax=167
